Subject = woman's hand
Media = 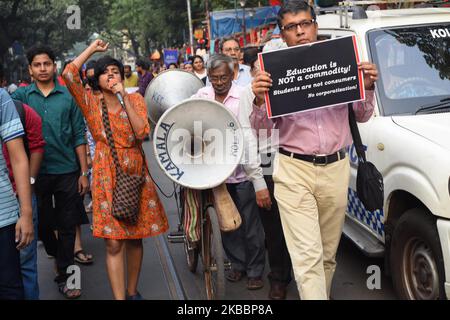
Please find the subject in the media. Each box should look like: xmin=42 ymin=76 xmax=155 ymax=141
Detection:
xmin=89 ymin=39 xmax=109 ymax=54
xmin=70 ymin=39 xmax=109 ymax=73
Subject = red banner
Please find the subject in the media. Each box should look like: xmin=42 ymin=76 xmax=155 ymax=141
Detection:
xmin=269 ymin=0 xmax=282 ymax=5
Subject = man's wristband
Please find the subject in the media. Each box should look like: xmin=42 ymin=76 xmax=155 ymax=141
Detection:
xmin=81 ymin=171 xmax=89 ymax=177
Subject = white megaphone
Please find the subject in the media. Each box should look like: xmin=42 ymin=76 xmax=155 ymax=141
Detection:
xmin=146 ymin=70 xmax=244 ymax=232
xmin=145 ymin=69 xmax=205 ymax=125
xmin=153 ymin=98 xmax=244 ymax=189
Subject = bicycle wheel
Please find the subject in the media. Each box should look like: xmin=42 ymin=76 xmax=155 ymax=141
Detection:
xmin=202 ymin=206 xmax=225 ymax=300
xmin=180 ymin=187 xmax=199 ymax=273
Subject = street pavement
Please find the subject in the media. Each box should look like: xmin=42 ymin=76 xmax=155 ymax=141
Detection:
xmin=37 ymin=139 xmax=396 ymax=300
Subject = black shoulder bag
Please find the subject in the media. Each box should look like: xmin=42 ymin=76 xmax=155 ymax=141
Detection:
xmin=348 ymin=103 xmax=384 ymax=212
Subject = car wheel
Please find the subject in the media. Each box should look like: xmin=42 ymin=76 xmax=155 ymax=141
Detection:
xmin=390 ymin=208 xmax=446 ymax=300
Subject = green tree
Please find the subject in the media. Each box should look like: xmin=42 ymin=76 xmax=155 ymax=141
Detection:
xmin=0 ymin=0 xmax=271 ymax=71
xmin=103 ymin=0 xmax=270 ymax=58
xmin=105 ymin=0 xmax=196 ymax=57
xmin=0 ymin=0 xmax=107 ymax=62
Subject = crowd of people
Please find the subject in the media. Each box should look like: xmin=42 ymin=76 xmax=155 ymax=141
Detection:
xmin=0 ymin=0 xmax=378 ymax=301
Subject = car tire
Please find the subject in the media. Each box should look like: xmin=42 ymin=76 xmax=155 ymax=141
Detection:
xmin=390 ymin=208 xmax=446 ymax=300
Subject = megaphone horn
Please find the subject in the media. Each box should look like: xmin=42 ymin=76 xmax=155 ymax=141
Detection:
xmin=153 ymin=98 xmax=244 ymax=190
xmin=145 ymin=69 xmax=205 ymax=125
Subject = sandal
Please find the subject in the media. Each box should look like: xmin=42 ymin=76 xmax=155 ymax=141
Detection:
xmin=74 ymin=250 xmax=94 ymax=265
xmin=226 ymin=270 xmax=245 ymax=282
xmin=85 ymin=201 xmax=93 ymax=213
xmin=58 ymin=282 xmax=81 ymax=299
xmin=247 ymin=277 xmax=264 ymax=290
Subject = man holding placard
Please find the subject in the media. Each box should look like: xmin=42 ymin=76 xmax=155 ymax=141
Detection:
xmin=250 ymin=0 xmax=378 ymax=300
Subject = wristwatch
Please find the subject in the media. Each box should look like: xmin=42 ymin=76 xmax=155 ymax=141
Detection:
xmin=81 ymin=171 xmax=89 ymax=177
xmin=30 ymin=177 xmax=36 ymax=185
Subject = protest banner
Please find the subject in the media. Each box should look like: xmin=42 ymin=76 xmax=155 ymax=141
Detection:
xmin=258 ymin=35 xmax=365 ymax=118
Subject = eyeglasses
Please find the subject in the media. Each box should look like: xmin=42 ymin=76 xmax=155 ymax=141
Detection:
xmin=281 ymin=19 xmax=316 ymax=32
xmin=223 ymin=47 xmax=241 ymax=53
xmin=209 ymin=75 xmax=231 ymax=83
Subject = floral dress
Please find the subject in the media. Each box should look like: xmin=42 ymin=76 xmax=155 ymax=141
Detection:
xmin=63 ymin=63 xmax=168 ymax=239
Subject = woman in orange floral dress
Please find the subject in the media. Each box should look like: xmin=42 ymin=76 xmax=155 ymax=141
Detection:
xmin=63 ymin=40 xmax=168 ymax=300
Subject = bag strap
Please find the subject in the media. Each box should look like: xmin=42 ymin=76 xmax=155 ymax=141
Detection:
xmin=347 ymin=103 xmax=366 ymax=163
xmin=100 ymin=98 xmax=122 ymax=170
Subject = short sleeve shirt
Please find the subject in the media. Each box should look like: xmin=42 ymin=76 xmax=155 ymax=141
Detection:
xmin=12 ymin=81 xmax=86 ymax=174
xmin=0 ymin=89 xmax=24 ymax=228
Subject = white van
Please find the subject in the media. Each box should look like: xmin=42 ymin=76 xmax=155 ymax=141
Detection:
xmin=316 ymin=5 xmax=450 ymax=299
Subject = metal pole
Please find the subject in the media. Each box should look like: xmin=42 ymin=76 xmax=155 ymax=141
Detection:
xmin=187 ymin=0 xmax=194 ymax=57
xmin=242 ymin=6 xmax=247 ymax=46
xmin=235 ymin=0 xmax=238 ymax=33
xmin=205 ymin=0 xmax=212 ymax=53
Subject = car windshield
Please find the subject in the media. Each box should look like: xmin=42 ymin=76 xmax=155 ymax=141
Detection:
xmin=368 ymin=23 xmax=450 ymax=116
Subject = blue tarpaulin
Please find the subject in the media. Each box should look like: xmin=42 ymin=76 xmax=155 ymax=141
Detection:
xmin=210 ymin=6 xmax=280 ymax=40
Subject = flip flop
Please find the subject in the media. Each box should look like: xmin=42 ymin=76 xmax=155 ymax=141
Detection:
xmin=226 ymin=270 xmax=245 ymax=282
xmin=74 ymin=250 xmax=94 ymax=265
xmin=85 ymin=201 xmax=93 ymax=213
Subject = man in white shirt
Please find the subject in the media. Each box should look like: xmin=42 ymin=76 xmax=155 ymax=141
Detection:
xmin=206 ymin=37 xmax=253 ymax=87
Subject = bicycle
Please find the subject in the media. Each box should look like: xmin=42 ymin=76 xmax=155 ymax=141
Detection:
xmin=170 ymin=188 xmax=227 ymax=300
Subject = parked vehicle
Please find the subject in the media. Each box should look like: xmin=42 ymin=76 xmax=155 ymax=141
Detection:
xmin=317 ymin=5 xmax=450 ymax=299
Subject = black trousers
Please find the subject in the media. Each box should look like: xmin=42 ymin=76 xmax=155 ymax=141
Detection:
xmin=0 ymin=224 xmax=24 ymax=300
xmin=222 ymin=181 xmax=266 ymax=278
xmin=35 ymin=172 xmax=81 ymax=283
xmin=259 ymin=175 xmax=293 ymax=285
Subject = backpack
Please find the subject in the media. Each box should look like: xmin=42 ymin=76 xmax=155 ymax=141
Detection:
xmin=13 ymin=99 xmax=30 ymax=158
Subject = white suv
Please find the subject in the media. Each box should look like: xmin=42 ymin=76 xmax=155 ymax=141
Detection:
xmin=316 ymin=6 xmax=450 ymax=299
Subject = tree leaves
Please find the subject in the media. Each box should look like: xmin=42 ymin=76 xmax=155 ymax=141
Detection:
xmin=0 ymin=0 xmax=269 ymax=65
xmin=0 ymin=0 xmax=108 ymax=60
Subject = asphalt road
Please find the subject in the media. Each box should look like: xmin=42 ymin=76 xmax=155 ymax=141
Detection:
xmin=37 ymin=140 xmax=397 ymax=300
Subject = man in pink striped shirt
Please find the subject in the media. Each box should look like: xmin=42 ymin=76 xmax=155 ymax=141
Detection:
xmin=194 ymin=54 xmax=272 ymax=290
xmin=250 ymin=0 xmax=378 ymax=300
